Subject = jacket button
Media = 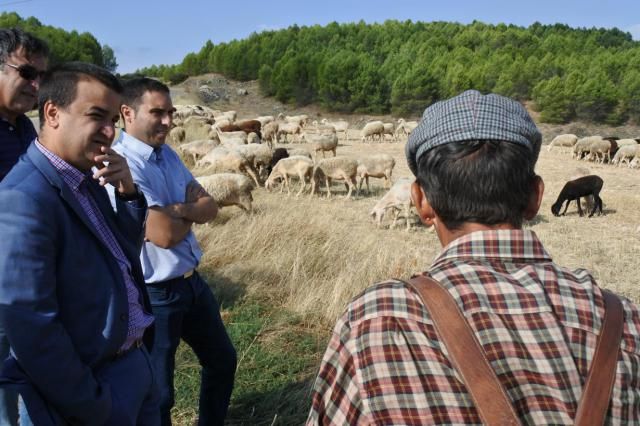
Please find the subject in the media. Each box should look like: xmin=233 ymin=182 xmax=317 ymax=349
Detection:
xmin=120 ymin=314 xmax=126 ymax=321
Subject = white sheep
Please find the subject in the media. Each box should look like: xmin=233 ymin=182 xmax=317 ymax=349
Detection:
xmin=168 ymin=126 xmax=186 ymax=144
xmin=255 ymin=115 xmax=274 ymax=126
xmin=177 ymin=139 xmax=217 ymax=163
xmin=369 ymin=178 xmax=415 ymax=231
xmin=614 ymin=138 xmax=639 ymax=148
xmin=232 ymin=144 xmax=273 ymax=177
xmin=547 ymin=134 xmax=578 ymax=152
xmin=361 ymin=121 xmax=385 ymax=142
xmin=310 ymin=157 xmax=358 ymax=199
xmin=262 ymin=122 xmax=279 ymax=148
xmin=264 ymin=156 xmax=314 ymax=196
xmin=308 ymin=133 xmax=338 ymax=158
xmin=320 ymin=119 xmax=349 ymax=140
xmin=277 ymin=122 xmax=302 ymax=143
xmin=196 ymin=147 xmax=261 ymax=187
xmin=612 ymin=144 xmax=640 ymax=167
xmin=382 ymin=123 xmax=396 ymax=142
xmin=356 ymin=154 xmax=396 ymax=194
xmin=586 ymin=139 xmax=612 ymax=163
xmin=572 ymin=136 xmax=602 ymax=160
xmin=395 ymin=118 xmax=419 ymax=139
xmin=287 ymin=148 xmax=312 ymax=159
xmin=196 ymin=173 xmax=254 ymax=212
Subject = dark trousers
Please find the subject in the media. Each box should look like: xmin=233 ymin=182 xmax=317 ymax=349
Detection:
xmin=146 ymin=271 xmax=237 ymax=426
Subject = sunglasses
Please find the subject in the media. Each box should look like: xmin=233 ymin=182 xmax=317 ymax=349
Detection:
xmin=4 ymin=63 xmax=46 ymax=81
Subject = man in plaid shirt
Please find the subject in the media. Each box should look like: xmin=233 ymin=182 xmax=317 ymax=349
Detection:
xmin=307 ymin=90 xmax=640 ymax=425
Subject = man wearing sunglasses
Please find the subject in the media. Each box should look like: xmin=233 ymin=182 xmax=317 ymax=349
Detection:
xmin=0 ymin=28 xmax=48 ymax=426
xmin=0 ymin=28 xmax=48 ymax=183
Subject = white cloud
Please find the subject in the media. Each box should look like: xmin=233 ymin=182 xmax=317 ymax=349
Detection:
xmin=626 ymin=24 xmax=640 ymax=41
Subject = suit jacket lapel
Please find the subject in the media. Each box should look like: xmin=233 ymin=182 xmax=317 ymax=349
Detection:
xmin=26 ymin=144 xmax=110 ymax=249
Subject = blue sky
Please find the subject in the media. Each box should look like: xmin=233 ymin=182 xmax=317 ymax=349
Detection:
xmin=4 ymin=0 xmax=640 ymax=73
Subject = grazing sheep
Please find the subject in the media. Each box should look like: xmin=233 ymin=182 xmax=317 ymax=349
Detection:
xmin=320 ymin=119 xmax=349 ymax=140
xmin=262 ymin=121 xmax=279 ymax=148
xmin=282 ymin=114 xmax=309 ymax=127
xmin=382 ymin=123 xmax=396 ymax=142
xmin=361 ymin=121 xmax=385 ymax=142
xmin=569 ymin=167 xmax=595 ymax=212
xmin=586 ymin=139 xmax=613 ymax=163
xmin=277 ymin=122 xmax=302 ymax=143
xmin=266 ymin=148 xmax=289 ymax=176
xmin=614 ymin=138 xmax=639 ymax=148
xmin=218 ymin=119 xmax=262 ymax=138
xmin=308 ymin=133 xmax=339 ymax=158
xmin=551 ymin=175 xmax=604 ymax=217
xmin=356 ymin=154 xmax=396 ymax=194
xmin=177 ymin=139 xmax=217 ymax=163
xmin=183 ymin=116 xmax=214 ymax=142
xmin=369 ymin=178 xmax=415 ymax=231
xmin=572 ymin=136 xmax=602 ymax=160
xmin=196 ymin=173 xmax=254 ymax=212
xmin=310 ymin=157 xmax=358 ymax=198
xmin=287 ymin=148 xmax=312 ymax=159
xmin=612 ymin=144 xmax=640 ymax=167
xmin=232 ymin=144 xmax=273 ymax=177
xmin=216 ymin=128 xmax=247 ymax=146
xmin=196 ymin=147 xmax=261 ymax=187
xmin=255 ymin=115 xmax=274 ymax=126
xmin=395 ymin=118 xmax=419 ymax=139
xmin=547 ymin=134 xmax=578 ymax=152
xmin=265 ymin=156 xmax=314 ymax=196
xmin=168 ymin=126 xmax=186 ymax=144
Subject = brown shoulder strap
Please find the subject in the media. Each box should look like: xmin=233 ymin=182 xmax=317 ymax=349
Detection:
xmin=574 ymin=289 xmax=624 ymax=426
xmin=407 ymin=275 xmax=521 ymax=425
xmin=407 ymin=275 xmax=624 ymax=426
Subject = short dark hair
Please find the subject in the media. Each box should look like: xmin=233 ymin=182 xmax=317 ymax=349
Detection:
xmin=121 ymin=77 xmax=170 ymax=110
xmin=415 ymin=140 xmax=537 ymax=230
xmin=38 ymin=62 xmax=123 ymax=128
xmin=0 ymin=28 xmax=49 ymax=63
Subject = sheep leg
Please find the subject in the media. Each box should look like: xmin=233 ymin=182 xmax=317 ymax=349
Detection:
xmin=325 ymin=177 xmax=331 ymax=198
xmin=357 ymin=177 xmax=364 ymax=196
xmin=332 ymin=148 xmax=336 ymax=157
xmin=576 ymin=198 xmax=584 ymax=217
xmin=591 ymin=194 xmax=603 ymax=217
xmin=365 ymin=176 xmax=370 ymax=194
xmin=296 ymin=174 xmax=306 ymax=197
xmin=561 ymin=200 xmax=570 ymax=216
xmin=244 ymin=165 xmax=261 ymax=188
xmin=284 ymin=174 xmax=291 ymax=196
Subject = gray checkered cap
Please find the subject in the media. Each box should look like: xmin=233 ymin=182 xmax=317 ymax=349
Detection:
xmin=405 ymin=90 xmax=542 ymax=176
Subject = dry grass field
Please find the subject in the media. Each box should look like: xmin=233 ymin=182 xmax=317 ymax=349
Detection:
xmin=189 ymin=132 xmax=640 ymax=325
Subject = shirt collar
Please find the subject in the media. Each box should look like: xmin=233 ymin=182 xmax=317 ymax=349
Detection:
xmin=431 ymin=229 xmax=553 ymax=267
xmin=119 ymin=131 xmax=161 ymax=161
xmin=35 ymin=139 xmax=88 ymax=191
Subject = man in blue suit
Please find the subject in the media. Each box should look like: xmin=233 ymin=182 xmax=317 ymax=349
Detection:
xmin=0 ymin=62 xmax=159 ymax=425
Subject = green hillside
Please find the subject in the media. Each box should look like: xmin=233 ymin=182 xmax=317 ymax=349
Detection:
xmin=140 ymin=20 xmax=640 ymax=124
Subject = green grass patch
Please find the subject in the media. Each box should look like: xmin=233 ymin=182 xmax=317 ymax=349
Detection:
xmin=172 ymin=294 xmax=327 ymax=425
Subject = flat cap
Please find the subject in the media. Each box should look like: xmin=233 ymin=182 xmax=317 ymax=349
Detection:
xmin=405 ymin=90 xmax=541 ymax=176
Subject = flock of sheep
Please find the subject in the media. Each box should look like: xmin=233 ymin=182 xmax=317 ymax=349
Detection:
xmin=168 ymin=105 xmax=415 ymax=228
xmin=168 ymin=105 xmax=634 ymax=229
xmin=548 ymin=134 xmax=640 ymax=167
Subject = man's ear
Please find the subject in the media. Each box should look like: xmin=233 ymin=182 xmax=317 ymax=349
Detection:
xmin=120 ymin=104 xmax=135 ymax=125
xmin=42 ymin=101 xmax=60 ymax=129
xmin=411 ymin=181 xmax=436 ymax=227
xmin=523 ymin=175 xmax=545 ymax=220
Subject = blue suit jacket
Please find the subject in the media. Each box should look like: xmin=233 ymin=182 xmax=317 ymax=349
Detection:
xmin=0 ymin=144 xmax=152 ymax=425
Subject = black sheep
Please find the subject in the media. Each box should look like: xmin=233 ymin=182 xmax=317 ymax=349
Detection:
xmin=265 ymin=148 xmax=289 ymax=177
xmin=551 ymin=175 xmax=604 ymax=217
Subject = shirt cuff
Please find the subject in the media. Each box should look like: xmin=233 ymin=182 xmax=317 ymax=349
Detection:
xmin=115 ymin=184 xmax=145 ymax=205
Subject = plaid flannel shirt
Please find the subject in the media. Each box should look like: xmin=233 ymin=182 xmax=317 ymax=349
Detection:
xmin=308 ymin=230 xmax=640 ymax=425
